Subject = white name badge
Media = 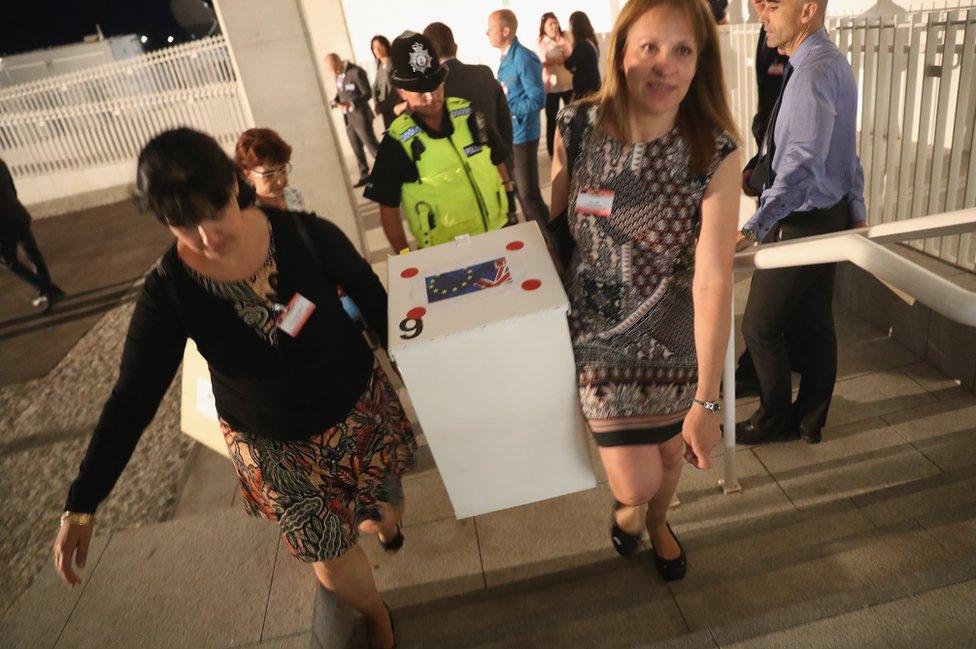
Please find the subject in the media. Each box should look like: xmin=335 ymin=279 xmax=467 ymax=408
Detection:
xmin=276 ymin=293 xmax=316 ymax=337
xmin=345 ymin=83 xmax=356 ymax=91
xmin=576 ymin=188 xmax=615 ymax=218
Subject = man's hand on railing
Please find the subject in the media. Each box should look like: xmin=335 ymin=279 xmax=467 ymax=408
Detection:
xmin=735 ymin=231 xmax=756 ymax=252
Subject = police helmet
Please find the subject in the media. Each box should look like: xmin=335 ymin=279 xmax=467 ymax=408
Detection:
xmin=389 ymin=31 xmax=448 ymax=93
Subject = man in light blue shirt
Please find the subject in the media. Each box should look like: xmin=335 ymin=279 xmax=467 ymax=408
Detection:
xmin=488 ymin=9 xmax=549 ymax=230
xmin=737 ymin=0 xmax=866 ymax=446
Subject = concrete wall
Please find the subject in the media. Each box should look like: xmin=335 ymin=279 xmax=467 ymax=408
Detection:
xmin=296 ymin=0 xmax=364 ymax=186
xmin=212 ymin=0 xmax=363 ymax=250
xmin=834 ymin=247 xmax=976 ymax=392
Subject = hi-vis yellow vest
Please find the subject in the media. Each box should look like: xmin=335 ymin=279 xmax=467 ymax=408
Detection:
xmin=388 ymin=97 xmax=508 ymax=248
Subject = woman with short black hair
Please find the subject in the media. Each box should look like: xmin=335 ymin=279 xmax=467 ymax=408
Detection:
xmin=52 ymin=128 xmax=413 ymax=649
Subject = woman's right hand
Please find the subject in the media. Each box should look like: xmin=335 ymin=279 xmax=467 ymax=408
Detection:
xmin=53 ymin=521 xmax=94 ymax=588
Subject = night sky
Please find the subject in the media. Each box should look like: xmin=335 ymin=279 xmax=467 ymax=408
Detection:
xmin=0 ymin=0 xmax=215 ymax=56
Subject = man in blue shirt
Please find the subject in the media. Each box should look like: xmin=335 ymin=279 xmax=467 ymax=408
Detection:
xmin=737 ymin=0 xmax=866 ymax=446
xmin=488 ymin=9 xmax=549 ymax=231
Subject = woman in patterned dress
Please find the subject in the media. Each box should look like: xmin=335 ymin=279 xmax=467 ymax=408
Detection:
xmin=550 ymin=0 xmax=741 ymax=580
xmin=53 ymin=129 xmax=412 ymax=648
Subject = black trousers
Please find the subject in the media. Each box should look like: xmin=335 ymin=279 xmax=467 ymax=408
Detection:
xmin=510 ymin=141 xmax=550 ymax=232
xmin=545 ymin=90 xmax=572 ymax=157
xmin=345 ymin=109 xmax=380 ymax=178
xmin=0 ymin=222 xmax=54 ymax=294
xmin=741 ymin=199 xmax=850 ymax=435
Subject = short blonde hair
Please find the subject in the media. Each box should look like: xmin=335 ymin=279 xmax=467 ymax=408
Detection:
xmin=492 ymin=9 xmax=518 ymax=33
xmin=586 ymin=0 xmax=739 ymax=174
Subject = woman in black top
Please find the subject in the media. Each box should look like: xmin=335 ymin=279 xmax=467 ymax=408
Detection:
xmin=52 ymin=129 xmax=413 ymax=649
xmin=564 ymin=11 xmax=601 ymax=101
xmin=371 ymin=35 xmax=402 ymax=130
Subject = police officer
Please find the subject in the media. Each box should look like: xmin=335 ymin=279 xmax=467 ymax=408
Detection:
xmin=364 ymin=31 xmax=515 ymax=252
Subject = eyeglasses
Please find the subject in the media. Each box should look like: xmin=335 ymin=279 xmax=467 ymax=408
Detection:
xmin=249 ymin=163 xmax=292 ymax=180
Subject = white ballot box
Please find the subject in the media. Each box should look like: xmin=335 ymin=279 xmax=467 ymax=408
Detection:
xmin=179 ymin=340 xmax=228 ymax=458
xmin=387 ymin=222 xmax=596 ymax=518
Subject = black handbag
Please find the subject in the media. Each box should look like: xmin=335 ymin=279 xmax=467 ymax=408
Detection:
xmin=546 ymin=106 xmax=591 ymax=269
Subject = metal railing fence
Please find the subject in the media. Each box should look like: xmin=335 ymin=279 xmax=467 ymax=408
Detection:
xmin=0 ymin=36 xmax=250 ymax=178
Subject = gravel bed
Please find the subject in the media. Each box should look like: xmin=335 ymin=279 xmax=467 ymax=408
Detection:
xmin=0 ymin=298 xmax=194 ymax=614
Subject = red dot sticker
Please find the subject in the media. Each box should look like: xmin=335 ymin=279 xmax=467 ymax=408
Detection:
xmin=506 ymin=241 xmax=525 ymax=251
xmin=522 ymin=279 xmax=542 ymax=291
xmin=406 ymin=307 xmax=427 ymax=319
xmin=400 ymin=267 xmax=419 ymax=278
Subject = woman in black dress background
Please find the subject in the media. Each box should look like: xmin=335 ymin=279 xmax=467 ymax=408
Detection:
xmin=564 ymin=11 xmax=602 ymax=101
xmin=371 ymin=35 xmax=402 ymax=130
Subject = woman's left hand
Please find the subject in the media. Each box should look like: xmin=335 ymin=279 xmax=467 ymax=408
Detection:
xmin=682 ymin=406 xmax=720 ymax=470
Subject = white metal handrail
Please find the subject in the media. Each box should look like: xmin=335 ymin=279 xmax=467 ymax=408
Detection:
xmin=719 ymin=207 xmax=976 ymax=493
xmin=722 ymin=7 xmax=976 ymax=273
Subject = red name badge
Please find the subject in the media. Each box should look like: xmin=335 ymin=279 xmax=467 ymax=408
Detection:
xmin=576 ymin=188 xmax=615 ymax=218
xmin=276 ymin=293 xmax=316 ymax=337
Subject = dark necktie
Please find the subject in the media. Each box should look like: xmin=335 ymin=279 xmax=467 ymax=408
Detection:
xmin=758 ymin=61 xmax=794 ymax=189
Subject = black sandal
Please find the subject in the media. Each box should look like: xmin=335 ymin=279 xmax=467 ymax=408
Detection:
xmin=379 ymin=522 xmax=404 ymax=554
xmin=610 ymin=502 xmax=641 ymax=557
xmin=649 ymin=522 xmax=687 ymax=582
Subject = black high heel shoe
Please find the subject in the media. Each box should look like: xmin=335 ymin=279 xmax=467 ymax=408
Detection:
xmin=379 ymin=522 xmax=404 ymax=553
xmin=649 ymin=522 xmax=687 ymax=582
xmin=610 ymin=502 xmax=641 ymax=557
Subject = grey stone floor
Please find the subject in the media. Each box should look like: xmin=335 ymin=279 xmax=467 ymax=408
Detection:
xmin=0 ymin=201 xmax=174 ymax=385
xmin=0 ymin=201 xmax=183 ymax=611
xmin=3 ymin=164 xmax=975 ymax=646
xmin=0 ymin=295 xmax=194 ymax=618
xmin=3 ymin=268 xmax=974 ymax=648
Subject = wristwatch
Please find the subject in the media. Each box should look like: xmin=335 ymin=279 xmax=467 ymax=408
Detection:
xmin=740 ymin=226 xmax=758 ymax=242
xmin=693 ymin=398 xmax=722 ymax=414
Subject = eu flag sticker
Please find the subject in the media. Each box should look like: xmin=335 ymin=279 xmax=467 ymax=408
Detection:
xmin=425 ymin=257 xmax=513 ymax=303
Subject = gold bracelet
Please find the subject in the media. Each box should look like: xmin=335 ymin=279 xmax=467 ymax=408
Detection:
xmin=60 ymin=511 xmax=95 ymax=527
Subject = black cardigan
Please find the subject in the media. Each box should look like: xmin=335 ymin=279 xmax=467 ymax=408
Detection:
xmin=564 ymin=40 xmax=600 ymax=100
xmin=65 ymin=209 xmax=387 ymax=513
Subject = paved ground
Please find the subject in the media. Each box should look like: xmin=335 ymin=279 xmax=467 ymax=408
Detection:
xmin=0 ymin=202 xmax=189 ymax=615
xmin=3 ymin=262 xmax=974 ymax=648
xmin=4 ymin=156 xmax=975 ymax=647
xmin=0 ymin=201 xmax=173 ymax=385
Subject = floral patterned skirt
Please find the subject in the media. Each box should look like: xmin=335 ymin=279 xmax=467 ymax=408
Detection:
xmin=221 ymin=360 xmax=417 ymax=562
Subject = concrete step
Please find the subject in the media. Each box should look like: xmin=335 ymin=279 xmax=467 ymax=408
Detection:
xmin=719 ymin=577 xmax=976 ymax=649
xmin=309 ymin=464 xmax=976 ymax=648
xmin=0 ymin=507 xmax=317 ymax=649
xmin=4 ymin=449 xmax=972 ymax=649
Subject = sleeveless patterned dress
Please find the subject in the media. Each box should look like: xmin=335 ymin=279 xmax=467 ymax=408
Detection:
xmin=557 ymin=104 xmax=737 ymax=446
